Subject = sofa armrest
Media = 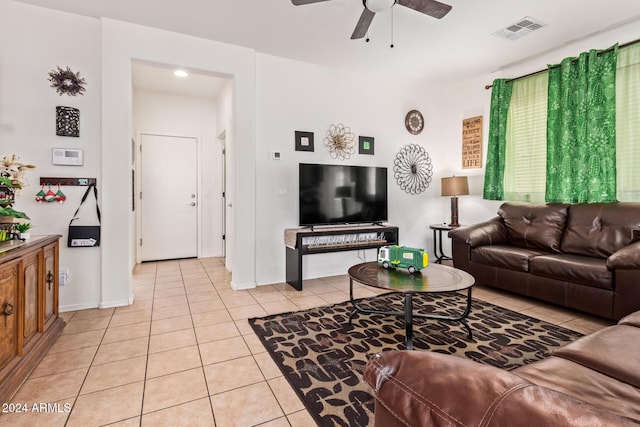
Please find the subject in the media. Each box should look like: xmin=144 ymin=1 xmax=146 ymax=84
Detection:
xmin=608 ymin=241 xmax=640 ymax=269
xmin=448 ymin=216 xmax=508 ymax=247
xmin=363 ymin=350 xmax=637 ymax=427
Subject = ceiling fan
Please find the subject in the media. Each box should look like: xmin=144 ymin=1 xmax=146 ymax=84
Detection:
xmin=291 ymin=0 xmax=452 ymax=40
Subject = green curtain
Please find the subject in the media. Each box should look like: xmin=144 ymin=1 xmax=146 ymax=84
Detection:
xmin=546 ymin=46 xmax=618 ymax=203
xmin=483 ymin=79 xmax=513 ymax=200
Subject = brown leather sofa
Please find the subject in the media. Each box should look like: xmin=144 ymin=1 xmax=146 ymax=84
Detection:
xmin=448 ymin=202 xmax=640 ymax=320
xmin=363 ymin=310 xmax=640 ymax=426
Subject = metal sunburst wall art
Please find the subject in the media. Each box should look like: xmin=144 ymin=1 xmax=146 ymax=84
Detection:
xmin=393 ymin=144 xmax=433 ymax=195
xmin=324 ymin=123 xmax=355 ymax=160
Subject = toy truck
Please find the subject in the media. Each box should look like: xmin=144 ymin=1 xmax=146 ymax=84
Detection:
xmin=377 ymin=245 xmax=428 ymax=274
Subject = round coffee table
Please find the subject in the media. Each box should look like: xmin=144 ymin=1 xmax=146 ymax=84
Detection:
xmin=348 ymin=261 xmax=475 ymax=350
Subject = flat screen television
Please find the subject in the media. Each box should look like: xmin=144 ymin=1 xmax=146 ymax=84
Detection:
xmin=299 ymin=163 xmax=388 ymax=226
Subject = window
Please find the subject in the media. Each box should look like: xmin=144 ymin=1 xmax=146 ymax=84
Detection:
xmin=487 ymin=42 xmax=640 ymax=202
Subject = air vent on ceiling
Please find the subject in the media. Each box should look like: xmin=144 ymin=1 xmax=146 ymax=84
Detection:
xmin=492 ymin=16 xmax=546 ymax=41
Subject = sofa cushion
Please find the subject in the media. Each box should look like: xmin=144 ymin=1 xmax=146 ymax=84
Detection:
xmin=529 ymin=254 xmax=612 ymax=290
xmin=498 ymin=203 xmax=569 ymax=253
xmin=551 ymin=324 xmax=640 ymax=389
xmin=561 ymin=203 xmax=640 ymax=258
xmin=472 ymin=245 xmax=549 ymax=272
xmin=619 ymin=311 xmax=640 ymax=328
xmin=514 ymin=356 xmax=640 ymax=423
xmin=366 ymin=350 xmax=640 ymax=427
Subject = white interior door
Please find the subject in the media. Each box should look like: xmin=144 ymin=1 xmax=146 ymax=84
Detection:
xmin=141 ymin=134 xmax=198 ymax=261
xmin=224 ymin=126 xmax=234 ymax=273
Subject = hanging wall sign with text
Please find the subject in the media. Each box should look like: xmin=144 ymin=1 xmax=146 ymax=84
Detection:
xmin=462 ymin=116 xmax=483 ymax=169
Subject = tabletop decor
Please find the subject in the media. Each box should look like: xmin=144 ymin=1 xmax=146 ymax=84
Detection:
xmin=249 ymin=293 xmax=584 ymax=427
xmin=0 ymin=154 xmax=34 ymax=222
xmin=393 ymin=143 xmax=433 ymax=194
xmin=48 ymin=66 xmax=86 ymax=96
xmin=441 ymin=175 xmax=469 ymax=227
xmin=324 ymin=123 xmax=355 ymax=160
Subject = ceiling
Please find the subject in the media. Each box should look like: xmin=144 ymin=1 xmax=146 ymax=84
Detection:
xmin=15 ymin=0 xmax=640 ymax=87
xmin=131 ymin=61 xmax=228 ymax=99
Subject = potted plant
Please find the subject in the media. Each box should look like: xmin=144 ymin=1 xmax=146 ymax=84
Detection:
xmin=0 ymin=155 xmax=35 ymax=223
xmin=0 ymin=205 xmax=29 ymax=223
xmin=15 ymin=222 xmax=32 ymax=239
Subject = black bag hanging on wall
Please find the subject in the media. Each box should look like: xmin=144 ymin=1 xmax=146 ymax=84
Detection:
xmin=68 ymin=184 xmax=101 ymax=248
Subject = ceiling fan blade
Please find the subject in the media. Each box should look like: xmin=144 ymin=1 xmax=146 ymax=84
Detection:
xmin=291 ymin=0 xmax=332 ymax=5
xmin=351 ymin=8 xmax=376 ymax=39
xmin=397 ymin=0 xmax=452 ymax=19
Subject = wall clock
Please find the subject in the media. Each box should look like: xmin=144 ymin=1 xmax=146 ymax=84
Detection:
xmin=405 ymin=110 xmax=424 ymax=135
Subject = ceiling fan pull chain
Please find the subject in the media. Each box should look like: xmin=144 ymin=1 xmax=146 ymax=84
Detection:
xmin=390 ymin=6 xmax=394 ymax=48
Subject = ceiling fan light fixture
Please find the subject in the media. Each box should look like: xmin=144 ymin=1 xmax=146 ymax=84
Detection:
xmin=365 ymin=0 xmax=396 ymax=13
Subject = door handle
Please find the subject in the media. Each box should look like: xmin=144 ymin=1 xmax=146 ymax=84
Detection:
xmin=46 ymin=271 xmax=54 ymax=291
xmin=191 ymin=194 xmax=196 ymax=198
xmin=190 ymin=202 xmax=196 ymax=206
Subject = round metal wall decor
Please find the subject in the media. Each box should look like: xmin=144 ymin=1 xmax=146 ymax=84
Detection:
xmin=393 ymin=144 xmax=433 ymax=194
xmin=48 ymin=66 xmax=86 ymax=96
xmin=324 ymin=123 xmax=355 ymax=160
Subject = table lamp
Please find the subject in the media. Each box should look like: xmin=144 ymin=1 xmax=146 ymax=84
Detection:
xmin=441 ymin=176 xmax=469 ymax=227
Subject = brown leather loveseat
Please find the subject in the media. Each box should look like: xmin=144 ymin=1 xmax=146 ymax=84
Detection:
xmin=449 ymin=202 xmax=640 ymax=320
xmin=363 ymin=310 xmax=640 ymax=426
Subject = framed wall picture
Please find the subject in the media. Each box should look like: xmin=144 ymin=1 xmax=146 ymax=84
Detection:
xmin=295 ymin=131 xmax=314 ymax=152
xmin=359 ymin=136 xmax=375 ymax=155
xmin=462 ymin=116 xmax=483 ymax=169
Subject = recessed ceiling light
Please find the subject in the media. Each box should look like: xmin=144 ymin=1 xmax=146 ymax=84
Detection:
xmin=174 ymin=69 xmax=188 ymax=78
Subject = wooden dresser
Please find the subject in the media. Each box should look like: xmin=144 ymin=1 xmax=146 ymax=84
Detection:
xmin=0 ymin=235 xmax=64 ymax=404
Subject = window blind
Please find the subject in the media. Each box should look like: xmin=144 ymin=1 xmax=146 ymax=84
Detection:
xmin=616 ymin=43 xmax=640 ymax=202
xmin=503 ymin=73 xmax=548 ymax=202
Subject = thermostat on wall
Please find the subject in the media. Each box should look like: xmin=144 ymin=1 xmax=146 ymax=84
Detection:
xmin=52 ymin=148 xmax=83 ymax=166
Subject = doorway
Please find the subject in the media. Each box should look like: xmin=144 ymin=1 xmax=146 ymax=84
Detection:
xmin=140 ymin=134 xmax=198 ymax=261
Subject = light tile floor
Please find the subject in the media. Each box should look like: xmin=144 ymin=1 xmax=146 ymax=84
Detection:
xmin=0 ymin=257 xmax=614 ymax=426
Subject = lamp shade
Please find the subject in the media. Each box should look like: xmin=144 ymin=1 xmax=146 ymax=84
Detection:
xmin=441 ymin=176 xmax=469 ymax=197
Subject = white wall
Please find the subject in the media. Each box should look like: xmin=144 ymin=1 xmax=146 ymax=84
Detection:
xmin=0 ymin=0 xmax=102 ymax=311
xmin=254 ymin=53 xmax=452 ymax=285
xmin=133 ymin=89 xmax=222 ymax=258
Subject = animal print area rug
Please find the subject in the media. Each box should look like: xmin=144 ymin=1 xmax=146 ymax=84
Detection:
xmin=248 ymin=292 xmax=584 ymax=427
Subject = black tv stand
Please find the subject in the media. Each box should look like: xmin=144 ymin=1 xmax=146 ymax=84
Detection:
xmin=284 ymin=224 xmax=399 ymax=290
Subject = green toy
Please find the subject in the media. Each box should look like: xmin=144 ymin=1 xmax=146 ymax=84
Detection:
xmin=377 ymin=245 xmax=429 ymax=274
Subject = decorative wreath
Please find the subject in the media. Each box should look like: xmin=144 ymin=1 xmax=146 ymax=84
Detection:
xmin=323 ymin=123 xmax=355 ymax=160
xmin=48 ymin=66 xmax=86 ymax=96
xmin=393 ymin=144 xmax=433 ymax=195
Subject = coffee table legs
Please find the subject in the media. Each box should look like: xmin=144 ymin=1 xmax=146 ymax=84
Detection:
xmin=404 ymin=293 xmax=414 ymax=350
xmin=349 ymin=278 xmax=473 ymax=349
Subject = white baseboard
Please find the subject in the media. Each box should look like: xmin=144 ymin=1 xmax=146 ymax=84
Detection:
xmin=60 ymin=302 xmax=100 ymax=313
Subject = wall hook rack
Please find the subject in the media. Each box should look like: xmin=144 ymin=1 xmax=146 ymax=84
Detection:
xmin=39 ymin=177 xmax=97 ymax=187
